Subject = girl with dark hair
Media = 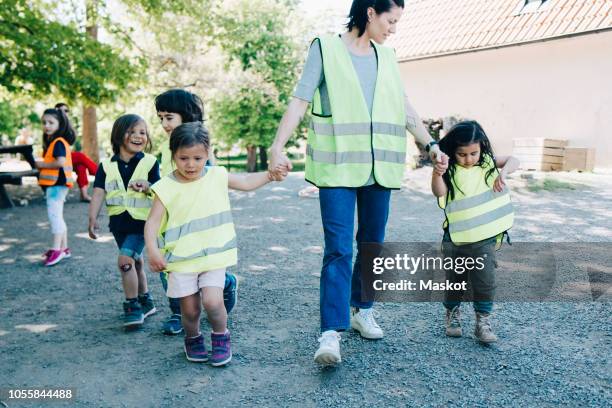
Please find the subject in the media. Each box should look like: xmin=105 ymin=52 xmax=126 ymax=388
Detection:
xmin=144 ymin=122 xmax=286 ymax=366
xmin=432 ymin=120 xmax=519 ymax=343
xmin=154 ymin=89 xmax=234 ymax=337
xmin=36 ymin=108 xmax=77 ymax=266
xmin=55 ymin=103 xmax=99 ymax=202
xmin=88 ymin=114 xmax=159 ymax=329
xmin=269 ymin=0 xmax=448 ymax=365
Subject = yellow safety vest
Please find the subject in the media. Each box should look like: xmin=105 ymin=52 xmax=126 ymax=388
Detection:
xmin=439 ymin=158 xmax=514 ymax=245
xmin=305 ymin=35 xmax=407 ymax=188
xmin=102 ymin=153 xmax=157 ymax=221
xmin=152 ymin=166 xmax=237 ymax=273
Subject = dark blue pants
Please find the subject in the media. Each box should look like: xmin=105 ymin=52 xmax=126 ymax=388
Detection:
xmin=319 ymin=184 xmax=391 ymax=332
xmin=159 ymin=272 xmax=181 ymax=314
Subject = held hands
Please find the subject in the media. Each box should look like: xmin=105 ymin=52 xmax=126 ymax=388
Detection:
xmin=431 ymin=146 xmax=449 ymax=177
xmin=88 ymin=219 xmax=100 ymax=240
xmin=268 ymin=164 xmax=289 ymax=182
xmin=128 ymin=180 xmax=150 ymax=193
xmin=148 ymin=249 xmax=167 ymax=272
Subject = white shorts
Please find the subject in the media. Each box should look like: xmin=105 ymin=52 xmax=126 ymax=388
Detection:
xmin=166 ymin=268 xmax=226 ymax=298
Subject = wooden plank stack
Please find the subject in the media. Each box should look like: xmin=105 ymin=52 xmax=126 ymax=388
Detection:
xmin=562 ymin=147 xmax=595 ymax=172
xmin=512 ymin=138 xmax=567 ymax=171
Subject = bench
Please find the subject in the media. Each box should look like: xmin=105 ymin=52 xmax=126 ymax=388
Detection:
xmin=0 ymin=144 xmax=39 ymax=208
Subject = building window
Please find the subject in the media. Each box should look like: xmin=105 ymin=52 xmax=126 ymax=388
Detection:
xmin=515 ymin=0 xmax=549 ymax=15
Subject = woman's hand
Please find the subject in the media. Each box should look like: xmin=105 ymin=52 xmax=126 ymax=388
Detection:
xmin=269 ymin=149 xmax=292 ymax=175
xmin=128 ymin=180 xmax=150 ymax=193
xmin=148 ymin=250 xmax=167 ymax=272
xmin=493 ymin=172 xmax=506 ymax=192
xmin=430 ymin=146 xmax=449 ymax=176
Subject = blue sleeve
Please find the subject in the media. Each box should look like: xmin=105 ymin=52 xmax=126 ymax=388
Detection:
xmin=93 ymin=164 xmax=106 ymax=189
xmin=52 ymin=141 xmax=66 ymax=158
xmin=148 ymin=161 xmax=160 ymax=184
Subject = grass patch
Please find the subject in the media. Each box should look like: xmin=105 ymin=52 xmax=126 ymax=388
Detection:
xmin=216 ymin=154 xmax=305 ymax=173
xmin=527 ymin=178 xmax=584 ymax=192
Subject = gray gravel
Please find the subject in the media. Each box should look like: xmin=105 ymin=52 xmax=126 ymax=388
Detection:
xmin=0 ymin=169 xmax=610 ymax=407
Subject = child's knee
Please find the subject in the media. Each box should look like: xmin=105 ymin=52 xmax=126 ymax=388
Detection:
xmin=117 ymin=256 xmax=135 ymax=273
xmin=202 ymin=295 xmax=223 ymax=313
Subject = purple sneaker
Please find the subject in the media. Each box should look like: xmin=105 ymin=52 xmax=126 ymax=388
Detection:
xmin=210 ymin=331 xmax=232 ymax=366
xmin=184 ymin=334 xmax=208 ymax=362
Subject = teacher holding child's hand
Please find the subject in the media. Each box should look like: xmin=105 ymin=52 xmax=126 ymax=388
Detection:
xmin=269 ymin=0 xmax=448 ymax=366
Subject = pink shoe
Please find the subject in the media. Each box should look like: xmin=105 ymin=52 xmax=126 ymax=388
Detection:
xmin=63 ymin=248 xmax=72 ymax=258
xmin=44 ymin=250 xmax=65 ymax=267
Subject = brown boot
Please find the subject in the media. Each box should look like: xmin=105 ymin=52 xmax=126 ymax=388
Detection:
xmin=445 ymin=306 xmax=462 ymax=337
xmin=474 ymin=312 xmax=498 ymax=343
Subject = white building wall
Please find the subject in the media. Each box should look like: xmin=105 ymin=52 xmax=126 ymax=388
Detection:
xmin=399 ymin=30 xmax=612 ymax=167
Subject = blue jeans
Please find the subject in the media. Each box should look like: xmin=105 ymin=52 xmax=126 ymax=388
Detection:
xmin=319 ymin=184 xmax=391 ymax=332
xmin=112 ymin=232 xmax=145 ymax=260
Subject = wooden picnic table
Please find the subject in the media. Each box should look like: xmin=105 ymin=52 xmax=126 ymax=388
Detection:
xmin=0 ymin=144 xmax=39 ymax=208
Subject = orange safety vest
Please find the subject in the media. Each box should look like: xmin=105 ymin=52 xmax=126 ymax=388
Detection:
xmin=38 ymin=137 xmax=74 ymax=188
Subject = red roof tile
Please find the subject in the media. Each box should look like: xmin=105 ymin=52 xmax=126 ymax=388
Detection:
xmin=389 ymin=0 xmax=612 ymax=61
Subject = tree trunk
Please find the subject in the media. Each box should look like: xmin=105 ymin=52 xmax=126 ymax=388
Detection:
xmin=258 ymin=145 xmax=268 ymax=170
xmin=246 ymin=145 xmax=257 ymax=173
xmin=82 ymin=0 xmax=99 ymax=162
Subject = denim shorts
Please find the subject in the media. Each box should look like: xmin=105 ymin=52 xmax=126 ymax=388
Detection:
xmin=112 ymin=232 xmax=145 ymax=260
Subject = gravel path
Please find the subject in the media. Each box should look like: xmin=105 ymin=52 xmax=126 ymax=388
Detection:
xmin=0 ymin=169 xmax=610 ymax=407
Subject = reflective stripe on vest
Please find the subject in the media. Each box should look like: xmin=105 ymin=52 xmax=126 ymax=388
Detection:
xmin=152 ymin=166 xmax=237 ymax=273
xmin=442 ymin=161 xmax=514 ymax=245
xmin=38 ymin=138 xmax=74 ymax=188
xmin=102 ymin=153 xmax=157 ymax=221
xmin=305 ymin=35 xmax=406 ymax=188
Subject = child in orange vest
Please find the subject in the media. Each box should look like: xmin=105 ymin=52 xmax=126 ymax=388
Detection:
xmin=36 ymin=108 xmax=76 ymax=267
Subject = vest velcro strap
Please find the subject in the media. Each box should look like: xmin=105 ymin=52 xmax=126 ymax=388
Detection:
xmin=310 ymin=121 xmax=405 ymax=138
xmin=372 ymin=122 xmax=406 ymax=138
xmin=105 ymin=179 xmax=121 ymax=193
xmin=162 ymin=210 xmax=234 ymax=245
xmin=164 ymin=237 xmax=237 ymax=263
xmin=449 ymin=202 xmax=514 ymax=234
xmin=446 ymin=189 xmax=509 ymax=213
xmin=307 ymin=145 xmax=371 ymax=164
xmin=373 ymin=149 xmax=406 ymax=164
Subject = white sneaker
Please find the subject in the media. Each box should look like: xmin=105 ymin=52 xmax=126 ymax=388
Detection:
xmin=351 ymin=308 xmax=383 ymax=339
xmin=314 ymin=330 xmax=341 ymax=365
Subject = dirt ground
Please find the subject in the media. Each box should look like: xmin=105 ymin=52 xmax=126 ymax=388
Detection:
xmin=0 ymin=168 xmax=610 ymax=407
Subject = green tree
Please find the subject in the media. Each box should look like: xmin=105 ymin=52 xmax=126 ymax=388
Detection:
xmin=210 ymin=0 xmax=303 ymax=172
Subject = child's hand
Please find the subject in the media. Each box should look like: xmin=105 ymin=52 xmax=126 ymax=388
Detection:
xmin=128 ymin=180 xmax=150 ymax=193
xmin=268 ymin=165 xmax=288 ymax=182
xmin=493 ymin=172 xmax=506 ymax=192
xmin=432 ymin=154 xmax=448 ymax=176
xmin=88 ymin=219 xmax=99 ymax=239
xmin=148 ymin=250 xmax=167 ymax=272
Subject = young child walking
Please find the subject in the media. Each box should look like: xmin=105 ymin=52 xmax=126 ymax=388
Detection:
xmin=37 ymin=108 xmax=76 ymax=267
xmin=431 ymin=120 xmax=519 ymax=343
xmin=145 ymin=122 xmax=286 ymax=366
xmin=154 ymin=88 xmax=237 ymax=336
xmin=88 ymin=114 xmax=159 ymax=329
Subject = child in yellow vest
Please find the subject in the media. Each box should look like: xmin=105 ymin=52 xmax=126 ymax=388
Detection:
xmin=36 ymin=108 xmax=76 ymax=267
xmin=145 ymin=122 xmax=286 ymax=366
xmin=431 ymin=121 xmax=519 ymax=343
xmin=154 ymin=89 xmax=239 ymax=336
xmin=88 ymin=114 xmax=159 ymax=329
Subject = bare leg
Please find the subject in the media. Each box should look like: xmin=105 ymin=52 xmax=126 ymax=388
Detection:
xmin=135 ymin=258 xmax=148 ymax=295
xmin=180 ymin=293 xmax=202 ymax=338
xmin=118 ymin=255 xmax=138 ymax=299
xmin=201 ymin=287 xmax=227 ymax=333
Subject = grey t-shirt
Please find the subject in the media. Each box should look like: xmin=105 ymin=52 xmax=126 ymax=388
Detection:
xmin=294 ymin=39 xmax=378 ymax=185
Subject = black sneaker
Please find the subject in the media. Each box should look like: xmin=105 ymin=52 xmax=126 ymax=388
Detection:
xmin=123 ymin=301 xmax=144 ymax=329
xmin=223 ymin=273 xmax=238 ymax=314
xmin=138 ymin=293 xmax=157 ymax=319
